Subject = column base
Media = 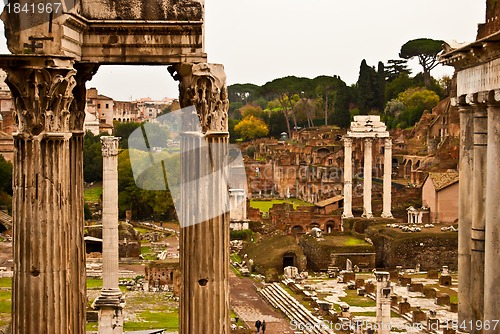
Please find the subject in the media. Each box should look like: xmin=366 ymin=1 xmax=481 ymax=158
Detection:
xmin=98 ymin=306 xmax=124 ymax=334
xmin=94 ymin=289 xmax=124 ymax=309
xmin=362 ymin=212 xmax=373 ymax=219
xmin=342 ymin=213 xmax=354 ymax=219
xmin=381 ymin=212 xmax=394 ymax=219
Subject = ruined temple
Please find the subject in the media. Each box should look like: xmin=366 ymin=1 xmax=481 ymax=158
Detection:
xmin=0 ymin=1 xmax=230 ymax=333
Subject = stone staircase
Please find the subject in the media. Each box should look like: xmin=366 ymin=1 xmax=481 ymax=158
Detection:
xmin=259 ymin=282 xmax=334 ymax=334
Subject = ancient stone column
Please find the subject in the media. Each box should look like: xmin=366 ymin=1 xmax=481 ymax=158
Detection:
xmin=374 ymin=271 xmax=391 ymax=334
xmin=94 ymin=136 xmax=124 ymax=334
xmin=0 ymin=55 xmax=88 ymax=334
xmin=362 ymin=138 xmax=373 ymax=218
xmin=457 ymin=99 xmax=474 ymax=334
xmin=342 ymin=137 xmax=354 ymax=218
xmin=470 ymin=94 xmax=487 ymax=334
xmin=171 ymin=63 xmax=230 ymax=334
xmin=381 ymin=138 xmax=393 ymax=218
xmin=484 ymin=91 xmax=500 ymax=333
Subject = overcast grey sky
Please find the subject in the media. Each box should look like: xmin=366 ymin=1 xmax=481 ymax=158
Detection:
xmin=0 ymin=1 xmax=486 ymax=101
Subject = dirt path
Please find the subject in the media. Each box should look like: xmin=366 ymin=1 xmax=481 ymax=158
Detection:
xmin=229 ymin=270 xmax=294 ymax=334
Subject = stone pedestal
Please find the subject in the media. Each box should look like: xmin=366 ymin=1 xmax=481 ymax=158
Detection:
xmin=95 ymin=136 xmax=123 ymax=334
xmin=343 ymin=137 xmax=354 ymax=218
xmin=362 ymin=138 xmax=373 ymax=218
xmin=381 ymin=138 xmax=393 ymax=218
xmin=374 ymin=271 xmax=391 ymax=334
xmin=172 ymin=63 xmax=230 ymax=334
xmin=0 ymin=55 xmax=93 ymax=334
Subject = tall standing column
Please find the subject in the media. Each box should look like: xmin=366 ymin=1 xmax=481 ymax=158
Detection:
xmin=381 ymin=138 xmax=393 ymax=218
xmin=171 ymin=63 xmax=231 ymax=334
xmin=95 ymin=136 xmax=124 ymax=334
xmin=484 ymin=91 xmax=500 ymax=333
xmin=362 ymin=138 xmax=373 ymax=218
xmin=457 ymin=99 xmax=474 ymax=334
xmin=470 ymin=94 xmax=487 ymax=334
xmin=342 ymin=137 xmax=354 ymax=218
xmin=1 ymin=56 xmax=87 ymax=334
xmin=374 ymin=271 xmax=391 ymax=334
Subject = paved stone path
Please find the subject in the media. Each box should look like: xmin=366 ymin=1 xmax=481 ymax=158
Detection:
xmin=229 ymin=270 xmax=294 ymax=334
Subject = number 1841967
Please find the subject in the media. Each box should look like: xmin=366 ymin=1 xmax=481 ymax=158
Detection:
xmin=5 ymin=2 xmax=62 ymax=14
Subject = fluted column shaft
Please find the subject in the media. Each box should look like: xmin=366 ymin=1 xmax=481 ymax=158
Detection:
xmin=484 ymin=94 xmax=500 ymax=332
xmin=172 ymin=63 xmax=230 ymax=334
xmin=470 ymin=98 xmax=487 ymax=334
xmin=457 ymin=102 xmax=474 ymax=333
xmin=1 ymin=56 xmax=88 ymax=334
xmin=362 ymin=138 xmax=373 ymax=218
xmin=381 ymin=138 xmax=393 ymax=218
xmin=342 ymin=137 xmax=354 ymax=218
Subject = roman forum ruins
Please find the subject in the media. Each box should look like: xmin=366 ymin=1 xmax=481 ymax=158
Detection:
xmin=343 ymin=116 xmax=393 ymax=219
xmin=0 ymin=1 xmax=230 ymax=333
xmin=440 ymin=2 xmax=500 ymax=333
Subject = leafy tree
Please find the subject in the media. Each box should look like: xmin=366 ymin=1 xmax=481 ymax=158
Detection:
xmin=83 ymin=131 xmax=103 ymax=183
xmin=332 ymin=82 xmax=351 ymax=128
xmin=385 ymin=59 xmax=411 ymax=81
xmin=240 ymin=104 xmax=266 ymax=119
xmin=113 ymin=121 xmax=142 ymax=149
xmin=397 ymin=87 xmax=440 ymax=127
xmin=0 ymin=155 xmax=12 ymax=195
xmin=385 ymin=73 xmax=416 ymax=101
xmin=234 ymin=116 xmax=269 ymax=140
xmin=357 ymin=59 xmax=384 ymax=114
xmin=399 ymin=38 xmax=444 ymax=88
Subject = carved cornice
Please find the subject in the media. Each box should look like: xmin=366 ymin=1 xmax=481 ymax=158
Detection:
xmin=170 ymin=63 xmax=229 ymax=133
xmin=101 ymin=136 xmax=120 ymax=157
xmin=70 ymin=63 xmax=100 ymax=131
xmin=4 ymin=66 xmax=77 ymax=136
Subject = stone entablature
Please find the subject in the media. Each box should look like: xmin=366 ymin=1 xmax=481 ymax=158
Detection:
xmin=2 ymin=0 xmax=206 ymax=64
xmin=347 ymin=115 xmax=390 ymax=139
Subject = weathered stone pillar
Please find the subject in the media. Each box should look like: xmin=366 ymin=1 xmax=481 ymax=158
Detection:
xmin=484 ymin=91 xmax=500 ymax=333
xmin=342 ymin=137 xmax=354 ymax=218
xmin=470 ymin=93 xmax=487 ymax=334
xmin=95 ymin=136 xmax=124 ymax=334
xmin=457 ymin=98 xmax=474 ymax=334
xmin=0 ymin=55 xmax=87 ymax=334
xmin=374 ymin=271 xmax=391 ymax=334
xmin=362 ymin=138 xmax=373 ymax=218
xmin=171 ymin=63 xmax=230 ymax=334
xmin=381 ymin=138 xmax=393 ymax=218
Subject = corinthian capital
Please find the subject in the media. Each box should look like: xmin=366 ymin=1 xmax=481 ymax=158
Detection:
xmin=101 ymin=136 xmax=120 ymax=157
xmin=5 ymin=66 xmax=76 ymax=136
xmin=169 ymin=63 xmax=229 ymax=133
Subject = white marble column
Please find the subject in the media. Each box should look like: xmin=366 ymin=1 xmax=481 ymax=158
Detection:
xmin=95 ymin=136 xmax=124 ymax=334
xmin=173 ymin=63 xmax=231 ymax=334
xmin=362 ymin=138 xmax=373 ymax=218
xmin=484 ymin=92 xmax=500 ymax=333
xmin=470 ymin=96 xmax=487 ymax=334
xmin=342 ymin=137 xmax=354 ymax=218
xmin=375 ymin=271 xmax=391 ymax=334
xmin=457 ymin=100 xmax=474 ymax=334
xmin=2 ymin=57 xmax=89 ymax=334
xmin=381 ymin=138 xmax=393 ymax=218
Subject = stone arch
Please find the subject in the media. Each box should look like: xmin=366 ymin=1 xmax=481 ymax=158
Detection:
xmin=326 ymin=221 xmax=337 ymax=234
xmin=291 ymin=225 xmax=304 ymax=235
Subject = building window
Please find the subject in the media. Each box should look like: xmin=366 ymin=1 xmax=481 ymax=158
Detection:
xmin=106 ymin=104 xmax=109 ymax=109
xmin=97 ymin=103 xmax=101 ymax=108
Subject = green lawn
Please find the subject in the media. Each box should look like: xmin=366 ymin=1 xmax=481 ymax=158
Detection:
xmin=250 ymin=198 xmax=313 ymax=213
xmin=84 ymin=183 xmax=103 ymax=202
xmin=0 ymin=278 xmax=11 ymax=288
xmin=0 ymin=290 xmax=11 ymax=313
xmin=339 ymin=289 xmax=376 ymax=308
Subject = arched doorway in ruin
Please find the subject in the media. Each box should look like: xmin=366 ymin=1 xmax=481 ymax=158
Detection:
xmin=291 ymin=225 xmax=305 ymax=235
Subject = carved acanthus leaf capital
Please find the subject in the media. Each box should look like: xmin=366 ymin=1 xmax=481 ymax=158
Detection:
xmin=101 ymin=136 xmax=120 ymax=157
xmin=4 ymin=66 xmax=76 ymax=136
xmin=169 ymin=63 xmax=229 ymax=133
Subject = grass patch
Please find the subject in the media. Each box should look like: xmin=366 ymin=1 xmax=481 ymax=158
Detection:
xmin=124 ymin=309 xmax=178 ymax=331
xmin=339 ymin=289 xmax=376 ymax=308
xmin=0 ymin=278 xmax=11 ymax=288
xmin=84 ymin=183 xmax=102 ymax=202
xmin=87 ymin=278 xmax=102 ymax=289
xmin=0 ymin=290 xmax=11 ymax=314
xmin=250 ymin=198 xmax=313 ymax=213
